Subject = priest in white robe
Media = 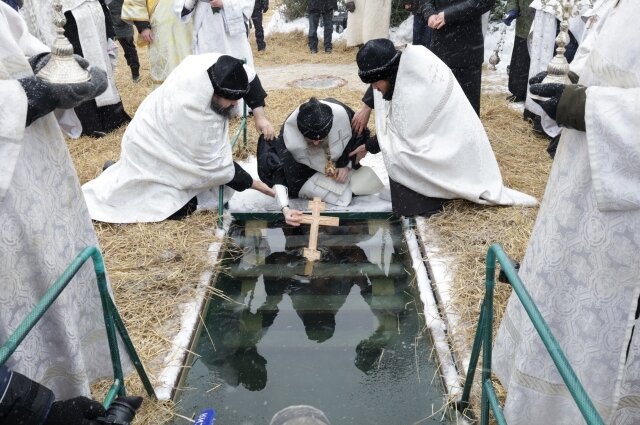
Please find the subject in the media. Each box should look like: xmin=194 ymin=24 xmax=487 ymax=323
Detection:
xmin=82 ymin=54 xmax=275 ymax=223
xmin=353 ymin=39 xmax=537 ymax=217
xmin=0 ymin=2 xmax=126 ymax=400
xmin=344 ymin=0 xmax=391 ymax=47
xmin=20 ymin=0 xmax=131 ymax=137
xmin=494 ymin=1 xmax=640 ymax=423
xmin=174 ymin=0 xmax=254 ymax=67
xmin=257 ymin=97 xmax=384 ymax=225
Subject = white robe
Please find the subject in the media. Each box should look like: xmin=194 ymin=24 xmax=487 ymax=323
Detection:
xmin=373 ymin=45 xmax=537 ymax=207
xmin=282 ymin=101 xmax=355 ymax=206
xmin=0 ymin=3 xmax=124 ymax=400
xmin=345 ymin=0 xmax=391 ymax=47
xmin=82 ymin=53 xmax=251 ymax=223
xmin=525 ymin=0 xmax=590 ymax=137
xmin=494 ymin=1 xmax=640 ymax=423
xmin=174 ymin=0 xmax=254 ymax=67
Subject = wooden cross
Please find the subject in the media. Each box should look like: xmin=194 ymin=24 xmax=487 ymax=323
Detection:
xmin=299 ymin=197 xmax=339 ymax=262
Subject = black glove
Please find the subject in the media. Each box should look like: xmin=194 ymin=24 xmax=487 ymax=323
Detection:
xmin=529 ymin=83 xmax=587 ymax=131
xmin=18 ymin=76 xmax=58 ymax=126
xmin=262 ymin=0 xmax=269 ymax=13
xmin=345 ymin=1 xmax=355 ymax=12
xmin=44 ymin=396 xmax=106 ymax=425
xmin=529 ymin=69 xmax=579 ymax=85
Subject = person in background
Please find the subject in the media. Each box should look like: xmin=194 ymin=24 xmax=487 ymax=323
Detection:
xmin=404 ymin=0 xmax=431 ymax=48
xmin=108 ymin=0 xmax=140 ymax=81
xmin=251 ymin=0 xmax=268 ymax=51
xmin=307 ymin=0 xmax=336 ymax=53
xmin=502 ymin=0 xmax=533 ymax=103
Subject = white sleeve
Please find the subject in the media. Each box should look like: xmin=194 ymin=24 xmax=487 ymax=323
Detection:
xmin=585 ymin=86 xmax=640 ymax=211
xmin=0 ymin=80 xmax=28 ymax=200
xmin=174 ymin=0 xmax=196 ymax=21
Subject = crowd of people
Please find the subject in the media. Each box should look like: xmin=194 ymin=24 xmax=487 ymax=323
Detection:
xmin=1 ymin=0 xmax=639 ymax=423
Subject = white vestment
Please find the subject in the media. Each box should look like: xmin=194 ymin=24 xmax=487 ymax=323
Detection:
xmin=373 ymin=45 xmax=537 ymax=207
xmin=494 ymin=1 xmax=640 ymax=423
xmin=174 ymin=0 xmax=254 ymax=67
xmin=82 ymin=53 xmax=252 ymax=223
xmin=282 ymin=101 xmax=355 ymax=206
xmin=0 ymin=3 xmax=125 ymax=400
xmin=122 ymin=0 xmax=193 ymax=83
xmin=525 ymin=0 xmax=591 ymax=137
xmin=345 ymin=0 xmax=391 ymax=47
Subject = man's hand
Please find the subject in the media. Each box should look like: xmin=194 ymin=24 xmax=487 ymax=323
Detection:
xmin=210 ymin=0 xmax=223 ymax=8
xmin=253 ymin=107 xmax=276 ymax=140
xmin=333 ymin=167 xmax=349 ymax=183
xmin=428 ymin=12 xmax=445 ymax=29
xmin=140 ymin=28 xmax=154 ymax=43
xmin=282 ymin=206 xmax=304 ymax=226
xmin=530 ymin=83 xmax=587 ymax=131
xmin=251 ymin=179 xmax=275 ymax=197
xmin=44 ymin=396 xmax=106 ymax=425
xmin=348 ymin=144 xmax=367 ymax=166
xmin=351 ymin=103 xmax=371 ymax=135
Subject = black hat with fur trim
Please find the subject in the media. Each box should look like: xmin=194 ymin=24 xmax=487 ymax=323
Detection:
xmin=297 ymin=97 xmax=333 ymax=140
xmin=207 ymin=55 xmax=250 ymax=100
xmin=356 ymin=38 xmax=401 ymax=84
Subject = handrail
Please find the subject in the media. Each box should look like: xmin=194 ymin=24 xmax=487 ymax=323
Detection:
xmin=458 ymin=243 xmax=604 ymax=425
xmin=0 ymin=246 xmax=156 ymax=408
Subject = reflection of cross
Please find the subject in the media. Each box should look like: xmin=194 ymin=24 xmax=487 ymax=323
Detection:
xmin=299 ymin=197 xmax=339 ymax=261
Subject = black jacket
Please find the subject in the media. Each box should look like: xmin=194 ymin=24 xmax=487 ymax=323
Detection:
xmin=308 ymin=0 xmax=337 ymax=13
xmin=419 ymin=0 xmax=494 ymax=68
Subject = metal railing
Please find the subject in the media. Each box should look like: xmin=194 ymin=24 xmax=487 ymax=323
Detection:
xmin=458 ymin=243 xmax=604 ymax=425
xmin=0 ymin=246 xmax=156 ymax=408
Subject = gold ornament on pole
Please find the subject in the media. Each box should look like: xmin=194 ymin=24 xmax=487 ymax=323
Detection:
xmin=37 ymin=0 xmax=91 ymax=84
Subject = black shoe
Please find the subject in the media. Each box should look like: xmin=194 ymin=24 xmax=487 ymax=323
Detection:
xmin=325 ymin=47 xmax=332 ymax=53
xmin=102 ymin=160 xmax=116 ymax=171
xmin=506 ymin=94 xmax=524 ymax=102
xmin=131 ymin=67 xmax=140 ymax=82
xmin=310 ymin=47 xmax=318 ymax=54
xmin=88 ymin=130 xmax=107 ymax=138
xmin=257 ymin=43 xmax=266 ymax=51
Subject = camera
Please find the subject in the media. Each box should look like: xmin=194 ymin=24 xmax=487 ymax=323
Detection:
xmin=95 ymin=396 xmax=143 ymax=425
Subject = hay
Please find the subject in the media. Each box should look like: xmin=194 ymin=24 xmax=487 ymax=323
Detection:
xmin=66 ymin=22 xmax=546 ymax=422
xmin=417 ymin=94 xmax=552 ymax=414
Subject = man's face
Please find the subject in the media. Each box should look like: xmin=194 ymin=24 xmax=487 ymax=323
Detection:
xmin=211 ymin=95 xmax=238 ymax=117
xmin=304 ymin=136 xmax=327 ymax=147
xmin=371 ymin=80 xmax=391 ymax=95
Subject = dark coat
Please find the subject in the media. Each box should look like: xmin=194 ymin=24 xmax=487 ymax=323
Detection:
xmin=108 ymin=0 xmax=134 ymax=39
xmin=419 ymin=0 xmax=495 ymax=68
xmin=307 ymin=0 xmax=337 ymax=13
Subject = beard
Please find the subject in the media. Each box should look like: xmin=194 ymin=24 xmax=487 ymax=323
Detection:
xmin=211 ymin=98 xmax=235 ymax=117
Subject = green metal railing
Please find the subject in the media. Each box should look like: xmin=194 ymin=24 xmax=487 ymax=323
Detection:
xmin=0 ymin=246 xmax=156 ymax=408
xmin=218 ymin=77 xmax=249 ymax=228
xmin=458 ymin=243 xmax=604 ymax=425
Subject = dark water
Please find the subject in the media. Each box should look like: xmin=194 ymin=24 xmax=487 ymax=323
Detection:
xmin=174 ymin=220 xmax=453 ymax=425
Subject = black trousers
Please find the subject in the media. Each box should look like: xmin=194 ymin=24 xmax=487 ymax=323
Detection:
xmin=116 ymin=35 xmax=140 ymax=71
xmin=389 ymin=179 xmax=448 ymax=217
xmin=450 ymin=65 xmax=482 ymax=115
xmin=251 ymin=8 xmax=265 ymax=49
xmin=508 ymin=35 xmax=530 ymax=101
xmin=308 ymin=9 xmax=333 ymax=50
xmin=412 ymin=13 xmax=432 ymax=48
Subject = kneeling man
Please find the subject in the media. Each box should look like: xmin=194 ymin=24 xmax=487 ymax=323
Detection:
xmin=83 ymin=54 xmax=274 ymax=223
xmin=352 ymin=39 xmax=537 ymax=216
xmin=258 ymin=97 xmax=383 ymax=226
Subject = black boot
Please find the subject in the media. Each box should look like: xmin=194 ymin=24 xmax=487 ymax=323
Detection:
xmin=131 ymin=66 xmax=140 ymax=82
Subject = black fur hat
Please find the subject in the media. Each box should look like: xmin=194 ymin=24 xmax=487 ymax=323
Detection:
xmin=297 ymin=97 xmax=333 ymax=140
xmin=356 ymin=38 xmax=401 ymax=84
xmin=207 ymin=55 xmax=250 ymax=100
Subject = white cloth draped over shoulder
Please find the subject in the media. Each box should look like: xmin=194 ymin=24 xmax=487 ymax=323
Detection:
xmin=345 ymin=0 xmax=391 ymax=47
xmin=82 ymin=53 xmax=254 ymax=223
xmin=174 ymin=0 xmax=254 ymax=67
xmin=373 ymin=45 xmax=537 ymax=207
xmin=282 ymin=101 xmax=355 ymax=206
xmin=494 ymin=1 xmax=640 ymax=423
xmin=1 ymin=3 xmax=128 ymax=400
